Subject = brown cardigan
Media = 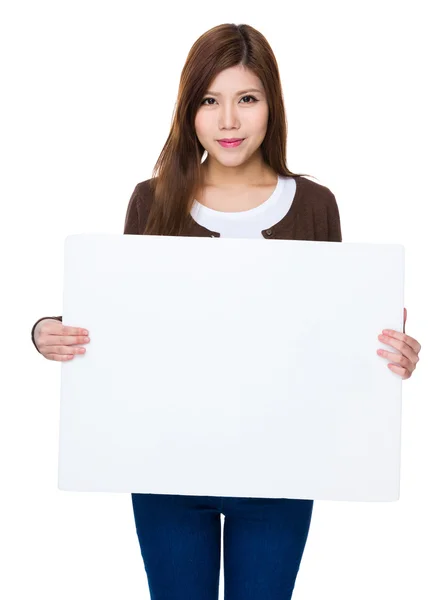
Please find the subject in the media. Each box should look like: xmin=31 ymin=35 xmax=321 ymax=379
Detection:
xmin=31 ymin=174 xmax=342 ymax=353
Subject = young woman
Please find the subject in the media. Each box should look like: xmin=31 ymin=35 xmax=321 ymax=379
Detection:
xmin=31 ymin=23 xmax=421 ymax=600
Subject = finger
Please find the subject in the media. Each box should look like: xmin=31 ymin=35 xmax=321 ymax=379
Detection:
xmin=44 ymin=334 xmax=90 ymax=347
xmin=44 ymin=345 xmax=86 ymax=357
xmin=377 ymin=349 xmax=416 ymax=373
xmin=387 ymin=363 xmax=411 ymax=379
xmin=40 ymin=323 xmax=88 ymax=336
xmin=46 ymin=353 xmax=75 ymax=361
xmin=381 ymin=329 xmax=420 ymax=354
xmin=378 ymin=334 xmax=420 ymax=364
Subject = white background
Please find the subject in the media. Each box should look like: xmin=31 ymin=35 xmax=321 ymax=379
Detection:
xmin=1 ymin=1 xmax=446 ymax=598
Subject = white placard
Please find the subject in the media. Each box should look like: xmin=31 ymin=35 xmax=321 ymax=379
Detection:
xmin=58 ymin=234 xmax=404 ymax=501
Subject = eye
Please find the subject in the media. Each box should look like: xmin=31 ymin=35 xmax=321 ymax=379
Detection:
xmin=200 ymin=95 xmax=258 ymax=106
xmin=241 ymin=95 xmax=257 ymax=103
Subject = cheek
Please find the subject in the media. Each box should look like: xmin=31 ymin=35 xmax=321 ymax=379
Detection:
xmin=251 ymin=106 xmax=269 ymax=132
xmin=194 ymin=112 xmax=209 ymax=139
xmin=235 ymin=106 xmax=269 ymax=138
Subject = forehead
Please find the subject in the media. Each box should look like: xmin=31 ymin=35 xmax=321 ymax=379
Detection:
xmin=206 ymin=65 xmax=263 ymax=95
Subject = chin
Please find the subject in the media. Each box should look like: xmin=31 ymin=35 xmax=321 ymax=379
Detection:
xmin=215 ymin=156 xmax=248 ymax=167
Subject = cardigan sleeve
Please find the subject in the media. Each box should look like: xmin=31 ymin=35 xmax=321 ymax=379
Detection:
xmin=123 ymin=186 xmax=140 ymax=234
xmin=327 ymin=191 xmax=342 ymax=242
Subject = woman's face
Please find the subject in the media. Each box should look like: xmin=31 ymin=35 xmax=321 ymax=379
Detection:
xmin=194 ymin=65 xmax=269 ymax=168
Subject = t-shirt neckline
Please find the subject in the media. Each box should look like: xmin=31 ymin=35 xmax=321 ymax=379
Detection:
xmin=192 ymin=175 xmax=284 ymax=218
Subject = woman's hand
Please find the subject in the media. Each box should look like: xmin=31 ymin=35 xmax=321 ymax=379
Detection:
xmin=34 ymin=318 xmax=90 ymax=361
xmin=377 ymin=307 xmax=421 ymax=379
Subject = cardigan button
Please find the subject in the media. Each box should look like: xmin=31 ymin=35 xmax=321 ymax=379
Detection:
xmin=265 ymin=229 xmax=273 ymax=236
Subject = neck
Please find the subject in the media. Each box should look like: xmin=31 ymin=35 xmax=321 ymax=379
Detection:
xmin=200 ymin=153 xmax=276 ymax=188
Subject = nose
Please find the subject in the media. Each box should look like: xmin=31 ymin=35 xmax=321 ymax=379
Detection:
xmin=218 ymin=102 xmax=240 ymax=130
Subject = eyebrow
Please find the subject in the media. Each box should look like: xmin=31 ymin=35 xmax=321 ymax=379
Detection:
xmin=204 ymin=88 xmax=263 ymax=96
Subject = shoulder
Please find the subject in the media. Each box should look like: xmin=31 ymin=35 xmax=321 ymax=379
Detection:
xmin=291 ymin=175 xmax=342 ymax=241
xmin=123 ymin=177 xmax=157 ymax=233
xmin=123 ymin=177 xmax=157 ymax=234
xmin=294 ymin=175 xmax=338 ymax=208
xmin=295 ymin=175 xmax=341 ymax=222
xmin=131 ymin=177 xmax=157 ymax=210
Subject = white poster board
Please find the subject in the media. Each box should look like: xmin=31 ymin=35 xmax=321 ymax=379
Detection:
xmin=58 ymin=234 xmax=404 ymax=501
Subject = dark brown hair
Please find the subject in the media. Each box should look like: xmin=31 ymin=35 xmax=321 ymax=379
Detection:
xmin=143 ymin=23 xmax=313 ymax=236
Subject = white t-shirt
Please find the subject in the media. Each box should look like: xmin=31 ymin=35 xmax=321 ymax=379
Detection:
xmin=190 ymin=175 xmax=296 ymax=238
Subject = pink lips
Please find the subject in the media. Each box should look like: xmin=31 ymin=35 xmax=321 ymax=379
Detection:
xmin=218 ymin=138 xmax=245 ymax=148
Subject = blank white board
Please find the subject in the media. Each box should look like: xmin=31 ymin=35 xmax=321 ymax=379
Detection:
xmin=58 ymin=234 xmax=404 ymax=501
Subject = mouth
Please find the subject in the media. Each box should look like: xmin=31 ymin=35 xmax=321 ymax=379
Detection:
xmin=217 ymin=138 xmax=245 ymax=148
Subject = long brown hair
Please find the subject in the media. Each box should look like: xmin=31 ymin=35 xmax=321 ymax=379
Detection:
xmin=143 ymin=23 xmax=313 ymax=236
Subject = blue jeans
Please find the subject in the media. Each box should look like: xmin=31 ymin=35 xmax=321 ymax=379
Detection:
xmin=131 ymin=493 xmax=314 ymax=599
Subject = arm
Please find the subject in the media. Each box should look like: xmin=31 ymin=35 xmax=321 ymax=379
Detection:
xmin=327 ymin=191 xmax=342 ymax=242
xmin=123 ymin=186 xmax=141 ymax=235
xmin=32 ymin=186 xmax=141 ymax=354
